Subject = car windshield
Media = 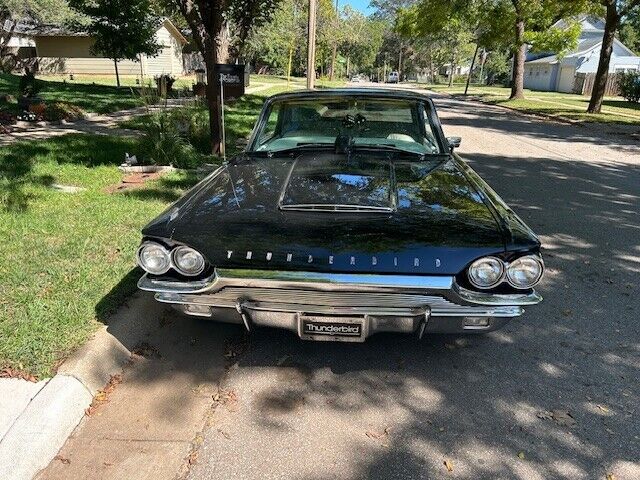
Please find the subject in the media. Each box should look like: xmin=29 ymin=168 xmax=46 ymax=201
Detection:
xmin=250 ymin=96 xmax=442 ymax=155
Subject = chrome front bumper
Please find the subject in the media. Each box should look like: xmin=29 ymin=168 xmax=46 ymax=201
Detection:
xmin=138 ymin=269 xmax=542 ymax=339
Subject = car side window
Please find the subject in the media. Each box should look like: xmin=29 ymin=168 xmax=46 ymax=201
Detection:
xmin=257 ymin=103 xmax=281 ymax=146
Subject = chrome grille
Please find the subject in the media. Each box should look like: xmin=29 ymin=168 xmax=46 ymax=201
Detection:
xmin=155 ymin=286 xmax=522 ymax=317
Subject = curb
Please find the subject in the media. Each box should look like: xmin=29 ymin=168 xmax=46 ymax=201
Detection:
xmin=0 ymin=324 xmax=134 ymax=480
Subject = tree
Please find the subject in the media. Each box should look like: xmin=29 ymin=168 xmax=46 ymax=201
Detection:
xmin=70 ymin=0 xmax=161 ymax=87
xmin=619 ymin=6 xmax=640 ymax=54
xmin=587 ymin=0 xmax=640 ymax=113
xmin=165 ymin=0 xmax=282 ymax=155
xmin=247 ymin=0 xmax=306 ymax=77
xmin=228 ymin=0 xmax=282 ymax=60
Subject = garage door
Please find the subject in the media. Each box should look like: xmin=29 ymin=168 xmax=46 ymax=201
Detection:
xmin=557 ymin=67 xmax=575 ymax=93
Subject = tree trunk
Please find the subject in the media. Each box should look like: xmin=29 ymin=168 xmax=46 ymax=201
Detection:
xmin=330 ymin=43 xmax=337 ymax=81
xmin=428 ymin=45 xmax=434 ymax=84
xmin=464 ymin=44 xmax=479 ymax=95
xmin=398 ymin=44 xmax=403 ymax=80
xmin=287 ymin=45 xmax=293 ymax=87
xmin=205 ymin=56 xmax=222 ymax=155
xmin=510 ymin=17 xmax=525 ymax=99
xmin=113 ymin=59 xmax=120 ymax=87
xmin=346 ymin=57 xmax=350 ymax=78
xmin=587 ymin=0 xmax=619 ymax=113
xmin=448 ymin=51 xmax=455 ymax=87
xmin=216 ymin=22 xmax=230 ymax=64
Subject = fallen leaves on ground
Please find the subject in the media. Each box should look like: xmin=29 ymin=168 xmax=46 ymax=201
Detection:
xmin=606 ymin=474 xmax=615 ymax=480
xmin=85 ymin=374 xmax=122 ymax=416
xmin=536 ymin=409 xmax=576 ymax=427
xmin=444 ymin=459 xmax=454 ymax=472
xmin=131 ymin=342 xmax=161 ymax=359
xmin=53 ymin=455 xmax=70 ymax=465
xmin=224 ymin=334 xmax=250 ymax=360
xmin=0 ymin=367 xmax=37 ymax=382
xmin=596 ymin=404 xmax=610 ymax=413
xmin=217 ymin=428 xmax=231 ymax=439
xmin=213 ymin=388 xmax=239 ymax=412
xmin=517 ymin=451 xmax=526 ymax=459
xmin=366 ymin=426 xmax=391 ymax=440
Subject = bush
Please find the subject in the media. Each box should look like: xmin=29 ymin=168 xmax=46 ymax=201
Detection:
xmin=18 ymin=71 xmax=41 ymax=98
xmin=619 ymin=71 xmax=640 ymax=103
xmin=137 ymin=110 xmax=203 ymax=169
xmin=43 ymin=102 xmax=85 ymax=122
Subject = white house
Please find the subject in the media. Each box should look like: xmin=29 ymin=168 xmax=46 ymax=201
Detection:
xmin=523 ymin=16 xmax=640 ymax=93
xmin=3 ymin=18 xmax=187 ymax=77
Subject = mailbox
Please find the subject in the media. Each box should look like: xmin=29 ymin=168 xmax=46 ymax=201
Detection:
xmin=214 ymin=64 xmax=248 ymax=99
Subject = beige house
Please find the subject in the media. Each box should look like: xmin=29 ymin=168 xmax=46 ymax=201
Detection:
xmin=7 ymin=19 xmax=187 ymax=76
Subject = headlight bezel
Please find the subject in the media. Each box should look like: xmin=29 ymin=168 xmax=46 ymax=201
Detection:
xmin=172 ymin=245 xmax=206 ymax=276
xmin=467 ymin=256 xmax=506 ymax=290
xmin=505 ymin=254 xmax=544 ymax=289
xmin=137 ymin=241 xmax=172 ymax=275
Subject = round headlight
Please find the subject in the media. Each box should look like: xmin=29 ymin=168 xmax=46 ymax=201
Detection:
xmin=137 ymin=242 xmax=171 ymax=275
xmin=172 ymin=246 xmax=206 ymax=276
xmin=506 ymin=255 xmax=544 ymax=289
xmin=468 ymin=256 xmax=505 ymax=289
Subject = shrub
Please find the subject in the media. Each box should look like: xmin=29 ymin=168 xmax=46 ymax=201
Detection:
xmin=43 ymin=102 xmax=85 ymax=122
xmin=18 ymin=71 xmax=41 ymax=98
xmin=137 ymin=110 xmax=203 ymax=169
xmin=618 ymin=71 xmax=640 ymax=103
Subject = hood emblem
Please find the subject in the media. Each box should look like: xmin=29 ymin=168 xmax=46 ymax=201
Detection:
xmin=228 ymin=250 xmax=444 ymax=269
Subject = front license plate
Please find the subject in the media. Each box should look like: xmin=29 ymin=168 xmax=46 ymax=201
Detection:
xmin=299 ymin=315 xmax=364 ymax=341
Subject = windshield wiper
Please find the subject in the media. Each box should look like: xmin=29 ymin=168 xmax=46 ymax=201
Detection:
xmin=351 ymin=144 xmax=431 ymax=157
xmin=248 ymin=143 xmax=334 ymax=156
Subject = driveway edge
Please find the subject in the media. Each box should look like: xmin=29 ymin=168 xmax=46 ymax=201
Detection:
xmin=0 ymin=326 xmax=133 ymax=480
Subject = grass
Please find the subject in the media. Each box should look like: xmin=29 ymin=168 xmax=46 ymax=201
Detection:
xmin=0 ymin=85 xmax=290 ymax=378
xmin=0 ymin=73 xmax=150 ymax=114
xmin=424 ymin=83 xmax=640 ymax=125
xmin=0 ymin=134 xmax=200 ymax=378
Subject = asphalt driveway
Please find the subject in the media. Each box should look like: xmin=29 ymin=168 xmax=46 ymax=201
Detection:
xmin=186 ymin=96 xmax=640 ymax=480
xmin=40 ymin=93 xmax=639 ymax=480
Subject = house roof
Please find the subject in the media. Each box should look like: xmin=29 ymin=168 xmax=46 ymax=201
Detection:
xmin=525 ymin=37 xmax=637 ymax=65
xmin=3 ymin=18 xmax=187 ymax=44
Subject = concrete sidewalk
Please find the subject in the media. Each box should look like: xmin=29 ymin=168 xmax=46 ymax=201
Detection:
xmin=35 ymin=293 xmax=237 ymax=480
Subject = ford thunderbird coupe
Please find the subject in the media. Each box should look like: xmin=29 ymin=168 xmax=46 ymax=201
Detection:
xmin=137 ymin=89 xmax=544 ymax=341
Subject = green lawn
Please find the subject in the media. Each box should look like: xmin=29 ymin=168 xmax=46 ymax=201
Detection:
xmin=0 ymin=85 xmax=288 ymax=378
xmin=425 ymin=84 xmax=640 ymax=125
xmin=0 ymin=73 xmax=148 ymax=114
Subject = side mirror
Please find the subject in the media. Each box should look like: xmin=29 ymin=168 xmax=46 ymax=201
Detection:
xmin=446 ymin=136 xmax=461 ymax=151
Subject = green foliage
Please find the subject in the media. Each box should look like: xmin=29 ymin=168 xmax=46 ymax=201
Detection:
xmin=619 ymin=6 xmax=640 ymax=55
xmin=483 ymin=49 xmax=511 ymax=84
xmin=18 ymin=70 xmax=41 ymax=97
xmin=619 ymin=71 xmax=640 ymax=103
xmin=525 ymin=20 xmax=580 ymax=58
xmin=137 ymin=109 xmax=203 ymax=169
xmin=69 ymin=0 xmax=161 ymax=62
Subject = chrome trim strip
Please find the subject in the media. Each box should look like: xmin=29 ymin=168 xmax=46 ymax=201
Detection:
xmin=279 ymin=204 xmax=395 ymax=213
xmin=138 ymin=268 xmax=542 ymax=307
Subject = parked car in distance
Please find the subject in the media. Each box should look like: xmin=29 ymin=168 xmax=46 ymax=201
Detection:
xmin=137 ymin=89 xmax=544 ymax=342
xmin=350 ymin=74 xmax=369 ymax=83
xmin=387 ymin=71 xmax=399 ymax=83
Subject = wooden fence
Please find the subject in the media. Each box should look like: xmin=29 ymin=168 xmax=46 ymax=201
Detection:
xmin=573 ymin=72 xmax=621 ymax=97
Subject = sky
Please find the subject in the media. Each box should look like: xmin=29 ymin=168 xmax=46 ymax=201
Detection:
xmin=340 ymin=0 xmax=375 ymax=16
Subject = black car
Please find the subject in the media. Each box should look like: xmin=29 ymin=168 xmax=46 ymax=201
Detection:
xmin=137 ymin=89 xmax=543 ymax=342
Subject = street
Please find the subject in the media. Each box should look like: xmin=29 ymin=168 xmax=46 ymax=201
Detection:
xmin=39 ymin=88 xmax=640 ymax=480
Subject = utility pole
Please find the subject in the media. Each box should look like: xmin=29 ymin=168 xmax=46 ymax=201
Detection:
xmin=306 ymin=0 xmax=317 ymax=89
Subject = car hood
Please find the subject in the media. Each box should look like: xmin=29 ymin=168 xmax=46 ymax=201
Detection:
xmin=143 ymin=152 xmax=509 ymax=275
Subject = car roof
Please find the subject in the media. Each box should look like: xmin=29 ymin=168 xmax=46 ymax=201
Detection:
xmin=265 ymin=88 xmax=434 ymax=103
